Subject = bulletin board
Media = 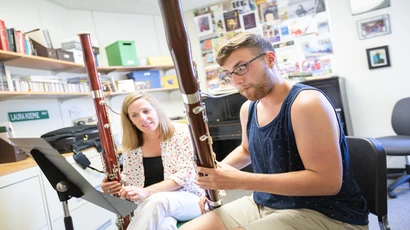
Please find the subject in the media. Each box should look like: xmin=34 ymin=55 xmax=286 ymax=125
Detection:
xmin=193 ymin=0 xmax=333 ymax=94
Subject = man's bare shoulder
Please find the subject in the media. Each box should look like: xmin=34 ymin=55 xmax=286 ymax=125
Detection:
xmin=240 ymin=100 xmax=252 ymax=118
xmin=292 ymin=89 xmax=331 ymax=112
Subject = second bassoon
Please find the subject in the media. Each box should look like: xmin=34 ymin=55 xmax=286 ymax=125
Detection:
xmin=157 ymin=0 xmax=222 ymax=209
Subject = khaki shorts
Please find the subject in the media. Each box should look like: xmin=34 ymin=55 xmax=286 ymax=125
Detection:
xmin=214 ymin=195 xmax=368 ymax=230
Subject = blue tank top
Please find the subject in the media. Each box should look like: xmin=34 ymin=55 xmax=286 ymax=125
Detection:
xmin=247 ymin=84 xmax=369 ymax=225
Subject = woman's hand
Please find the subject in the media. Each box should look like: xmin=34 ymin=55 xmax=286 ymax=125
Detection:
xmin=101 ymin=176 xmax=122 ymax=195
xmin=119 ymin=186 xmax=150 ymax=202
xmin=198 ymin=194 xmax=209 ymax=214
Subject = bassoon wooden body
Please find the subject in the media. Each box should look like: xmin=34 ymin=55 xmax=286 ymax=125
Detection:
xmin=78 ymin=33 xmax=130 ymax=229
xmin=158 ymin=0 xmax=222 ymax=209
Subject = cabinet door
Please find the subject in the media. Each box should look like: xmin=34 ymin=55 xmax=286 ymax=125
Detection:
xmin=0 ymin=167 xmax=50 ymax=230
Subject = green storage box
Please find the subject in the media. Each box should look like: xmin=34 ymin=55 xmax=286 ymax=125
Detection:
xmin=105 ymin=40 xmax=139 ymax=66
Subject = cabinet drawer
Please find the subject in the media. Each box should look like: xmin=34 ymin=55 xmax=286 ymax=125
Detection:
xmin=0 ymin=168 xmax=50 ymax=230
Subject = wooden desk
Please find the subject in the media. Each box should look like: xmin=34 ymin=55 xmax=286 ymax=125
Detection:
xmin=0 ymin=153 xmax=73 ymax=177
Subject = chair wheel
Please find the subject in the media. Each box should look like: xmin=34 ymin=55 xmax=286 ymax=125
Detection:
xmin=388 ymin=189 xmax=397 ymax=198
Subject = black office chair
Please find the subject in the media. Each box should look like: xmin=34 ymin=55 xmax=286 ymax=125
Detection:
xmin=347 ymin=136 xmax=390 ymax=230
xmin=376 ymin=97 xmax=410 ymax=198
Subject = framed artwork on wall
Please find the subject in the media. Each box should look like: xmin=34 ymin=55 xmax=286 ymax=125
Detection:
xmin=349 ymin=0 xmax=390 ymax=15
xmin=366 ymin=45 xmax=390 ymax=69
xmin=357 ymin=14 xmax=391 ymax=40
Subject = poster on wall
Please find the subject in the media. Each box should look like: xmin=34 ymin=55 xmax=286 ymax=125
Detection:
xmin=287 ymin=0 xmax=316 ymax=19
xmin=195 ymin=13 xmax=214 ymax=37
xmin=241 ymin=12 xmax=258 ymax=30
xmin=260 ymin=1 xmax=279 ymax=22
xmin=224 ymin=10 xmax=242 ymax=32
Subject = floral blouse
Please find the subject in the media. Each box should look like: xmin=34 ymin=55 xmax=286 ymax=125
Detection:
xmin=121 ymin=122 xmax=204 ymax=197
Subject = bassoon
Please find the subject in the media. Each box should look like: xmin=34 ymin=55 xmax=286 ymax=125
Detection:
xmin=78 ymin=32 xmax=130 ymax=229
xmin=158 ymin=0 xmax=222 ymax=209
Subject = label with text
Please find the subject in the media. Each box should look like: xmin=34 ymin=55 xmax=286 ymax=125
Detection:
xmin=8 ymin=110 xmax=50 ymax=122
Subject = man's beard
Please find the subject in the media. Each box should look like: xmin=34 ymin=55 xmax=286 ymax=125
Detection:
xmin=241 ymin=67 xmax=275 ymax=101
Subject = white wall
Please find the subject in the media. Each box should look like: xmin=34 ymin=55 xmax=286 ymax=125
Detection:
xmin=327 ymin=0 xmax=410 ymax=138
xmin=0 ymin=0 xmax=185 ymax=137
xmin=327 ymin=0 xmax=410 ymax=168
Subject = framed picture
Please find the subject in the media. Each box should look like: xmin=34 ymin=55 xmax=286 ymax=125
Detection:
xmin=195 ymin=13 xmax=214 ymax=37
xmin=366 ymin=46 xmax=390 ymax=69
xmin=357 ymin=14 xmax=391 ymax=40
xmin=349 ymin=0 xmax=390 ymax=15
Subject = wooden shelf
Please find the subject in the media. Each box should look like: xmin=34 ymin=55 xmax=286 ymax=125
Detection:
xmin=98 ymin=65 xmax=174 ymax=74
xmin=108 ymin=87 xmax=179 ymax=96
xmin=0 ymin=91 xmax=90 ymax=100
xmin=0 ymin=50 xmax=174 ymax=74
xmin=0 ymin=50 xmax=177 ymax=99
xmin=0 ymin=87 xmax=179 ymax=100
xmin=0 ymin=50 xmax=85 ymax=73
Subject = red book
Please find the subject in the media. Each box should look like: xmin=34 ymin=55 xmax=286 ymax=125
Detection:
xmin=15 ymin=30 xmax=26 ymax=54
xmin=0 ymin=20 xmax=10 ymax=51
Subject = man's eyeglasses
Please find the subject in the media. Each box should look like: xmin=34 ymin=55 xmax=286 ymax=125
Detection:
xmin=220 ymin=53 xmax=266 ymax=83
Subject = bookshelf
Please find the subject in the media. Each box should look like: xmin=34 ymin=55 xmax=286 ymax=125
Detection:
xmin=0 ymin=50 xmax=174 ymax=74
xmin=0 ymin=50 xmax=177 ymax=98
xmin=0 ymin=91 xmax=90 ymax=100
xmin=0 ymin=50 xmax=85 ymax=73
xmin=99 ymin=65 xmax=174 ymax=74
xmin=109 ymin=87 xmax=179 ymax=96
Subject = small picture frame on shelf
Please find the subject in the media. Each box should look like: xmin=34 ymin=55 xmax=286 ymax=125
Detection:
xmin=357 ymin=14 xmax=391 ymax=40
xmin=366 ymin=45 xmax=390 ymax=69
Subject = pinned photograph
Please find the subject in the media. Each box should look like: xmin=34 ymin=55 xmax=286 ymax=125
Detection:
xmin=288 ymin=0 xmax=316 ymax=19
xmin=224 ymin=10 xmax=241 ymax=32
xmin=315 ymin=0 xmax=326 ymax=13
xmin=195 ymin=13 xmax=214 ymax=37
xmin=213 ymin=12 xmax=226 ymax=33
xmin=366 ymin=45 xmax=391 ymax=69
xmin=241 ymin=12 xmax=258 ymax=30
xmin=357 ymin=14 xmax=391 ymax=40
xmin=260 ymin=2 xmax=279 ymax=22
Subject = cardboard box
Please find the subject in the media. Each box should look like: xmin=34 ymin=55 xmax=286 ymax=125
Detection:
xmin=64 ymin=48 xmax=84 ymax=64
xmin=56 ymin=49 xmax=74 ymax=62
xmin=105 ymin=40 xmax=138 ymax=66
xmin=0 ymin=138 xmax=27 ymax=163
xmin=116 ymin=79 xmax=135 ymax=93
xmin=148 ymin=56 xmax=173 ymax=66
xmin=162 ymin=76 xmax=178 ymax=88
xmin=31 ymin=39 xmax=57 ymax=59
xmin=126 ymin=70 xmax=161 ymax=89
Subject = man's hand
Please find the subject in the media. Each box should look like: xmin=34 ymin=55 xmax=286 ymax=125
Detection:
xmin=195 ymin=161 xmax=244 ymax=190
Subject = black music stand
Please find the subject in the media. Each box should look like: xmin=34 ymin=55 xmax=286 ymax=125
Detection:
xmin=10 ymin=137 xmax=137 ymax=230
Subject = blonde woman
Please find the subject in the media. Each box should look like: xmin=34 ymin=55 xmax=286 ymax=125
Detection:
xmin=101 ymin=92 xmax=203 ymax=230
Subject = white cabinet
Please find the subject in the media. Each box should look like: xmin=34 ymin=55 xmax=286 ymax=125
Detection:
xmin=0 ymin=167 xmax=51 ymax=230
xmin=0 ymin=148 xmax=118 ymax=230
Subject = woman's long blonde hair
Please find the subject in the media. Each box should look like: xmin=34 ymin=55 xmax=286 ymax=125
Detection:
xmin=121 ymin=92 xmax=175 ymax=150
